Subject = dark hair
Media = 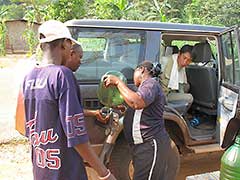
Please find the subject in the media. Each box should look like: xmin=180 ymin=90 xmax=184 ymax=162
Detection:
xmin=136 ymin=61 xmax=161 ymax=77
xmin=179 ymin=45 xmax=193 ymax=56
xmin=171 ymin=45 xmax=179 ymax=54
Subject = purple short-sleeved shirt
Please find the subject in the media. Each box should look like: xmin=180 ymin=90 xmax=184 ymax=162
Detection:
xmin=124 ymin=78 xmax=168 ymax=145
xmin=23 ymin=65 xmax=88 ymax=180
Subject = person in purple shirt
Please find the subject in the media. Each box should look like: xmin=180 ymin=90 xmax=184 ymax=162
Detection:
xmin=22 ymin=20 xmax=116 ymax=180
xmin=104 ymin=61 xmax=180 ymax=180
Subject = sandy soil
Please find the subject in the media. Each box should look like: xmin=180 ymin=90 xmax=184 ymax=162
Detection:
xmin=0 ymin=138 xmax=33 ymax=180
xmin=0 ymin=55 xmax=32 ymax=180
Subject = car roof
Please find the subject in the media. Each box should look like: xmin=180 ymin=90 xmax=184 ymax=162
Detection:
xmin=65 ymin=19 xmax=227 ymax=35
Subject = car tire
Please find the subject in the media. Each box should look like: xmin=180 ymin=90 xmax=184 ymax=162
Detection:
xmin=108 ymin=139 xmax=133 ymax=180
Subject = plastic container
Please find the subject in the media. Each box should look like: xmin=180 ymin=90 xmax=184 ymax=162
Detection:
xmin=220 ymin=135 xmax=240 ymax=180
xmin=97 ymin=70 xmax=127 ymax=107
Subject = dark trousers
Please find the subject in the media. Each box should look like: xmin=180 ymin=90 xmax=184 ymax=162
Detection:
xmin=131 ymin=137 xmax=180 ymax=180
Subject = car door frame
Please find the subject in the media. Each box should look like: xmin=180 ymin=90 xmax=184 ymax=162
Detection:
xmin=218 ymin=25 xmax=240 ymax=149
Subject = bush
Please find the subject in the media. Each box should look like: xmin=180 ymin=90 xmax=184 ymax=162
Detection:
xmin=0 ymin=21 xmax=6 ymax=56
xmin=22 ymin=24 xmax=38 ymax=56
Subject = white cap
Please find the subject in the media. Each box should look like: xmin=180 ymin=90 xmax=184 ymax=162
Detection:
xmin=38 ymin=20 xmax=80 ymax=45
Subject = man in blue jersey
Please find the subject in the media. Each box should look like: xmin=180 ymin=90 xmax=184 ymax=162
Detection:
xmin=22 ymin=20 xmax=115 ymax=180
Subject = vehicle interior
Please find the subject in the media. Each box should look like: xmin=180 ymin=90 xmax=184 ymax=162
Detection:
xmin=160 ymin=33 xmax=219 ymax=141
xmin=73 ymin=29 xmax=145 ymax=82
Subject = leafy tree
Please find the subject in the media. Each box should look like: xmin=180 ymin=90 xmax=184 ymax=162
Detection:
xmin=22 ymin=26 xmax=38 ymax=56
xmin=11 ymin=0 xmax=50 ymax=23
xmin=129 ymin=0 xmax=180 ymax=22
xmin=183 ymin=0 xmax=240 ymax=26
xmin=167 ymin=0 xmax=191 ymax=21
xmin=143 ymin=0 xmax=180 ymax=22
xmin=0 ymin=22 xmax=7 ymax=56
xmin=48 ymin=0 xmax=85 ymax=22
xmin=183 ymin=0 xmax=202 ymax=24
xmin=89 ymin=0 xmax=133 ymax=20
xmin=0 ymin=6 xmax=9 ymax=56
xmin=213 ymin=0 xmax=240 ymax=26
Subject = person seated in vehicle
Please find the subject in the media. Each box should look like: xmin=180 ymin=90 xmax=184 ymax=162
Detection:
xmin=160 ymin=45 xmax=194 ymax=109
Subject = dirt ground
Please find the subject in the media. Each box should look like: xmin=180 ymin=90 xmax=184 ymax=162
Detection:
xmin=0 ymin=54 xmax=221 ymax=180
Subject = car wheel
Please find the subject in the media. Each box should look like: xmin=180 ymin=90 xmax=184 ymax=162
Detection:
xmin=108 ymin=139 xmax=133 ymax=180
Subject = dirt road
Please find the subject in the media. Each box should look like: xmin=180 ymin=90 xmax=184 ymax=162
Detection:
xmin=0 ymin=138 xmax=222 ymax=180
xmin=0 ymin=61 xmax=19 ymax=143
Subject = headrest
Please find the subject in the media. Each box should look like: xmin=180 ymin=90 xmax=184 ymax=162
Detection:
xmin=191 ymin=42 xmax=212 ymax=63
xmin=107 ymin=38 xmax=128 ymax=58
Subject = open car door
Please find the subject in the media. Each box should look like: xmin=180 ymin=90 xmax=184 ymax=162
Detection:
xmin=218 ymin=26 xmax=240 ymax=149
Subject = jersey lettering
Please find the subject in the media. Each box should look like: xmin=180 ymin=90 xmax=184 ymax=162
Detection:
xmin=26 ymin=78 xmax=47 ymax=90
xmin=31 ymin=129 xmax=59 ymax=147
xmin=35 ymin=147 xmax=61 ymax=170
xmin=66 ymin=113 xmax=87 ymax=138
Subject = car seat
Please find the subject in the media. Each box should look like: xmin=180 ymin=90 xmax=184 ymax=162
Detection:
xmin=186 ymin=42 xmax=218 ymax=115
xmin=104 ymin=38 xmax=126 ymax=63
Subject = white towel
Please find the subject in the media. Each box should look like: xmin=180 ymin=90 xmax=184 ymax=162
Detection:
xmin=168 ymin=54 xmax=187 ymax=90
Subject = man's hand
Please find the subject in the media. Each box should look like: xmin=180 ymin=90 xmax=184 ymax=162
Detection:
xmin=95 ymin=109 xmax=110 ymax=124
xmin=74 ymin=142 xmax=116 ymax=180
xmin=84 ymin=109 xmax=110 ymax=124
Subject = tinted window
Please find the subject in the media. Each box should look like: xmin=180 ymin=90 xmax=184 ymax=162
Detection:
xmin=222 ymin=30 xmax=240 ymax=85
xmin=232 ymin=29 xmax=240 ymax=85
xmin=222 ymin=32 xmax=234 ymax=84
xmin=69 ymin=28 xmax=145 ymax=81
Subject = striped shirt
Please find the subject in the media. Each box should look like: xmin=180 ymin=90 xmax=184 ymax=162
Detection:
xmin=123 ymin=78 xmax=168 ymax=144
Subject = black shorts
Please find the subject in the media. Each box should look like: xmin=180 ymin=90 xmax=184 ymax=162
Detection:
xmin=130 ymin=137 xmax=180 ymax=180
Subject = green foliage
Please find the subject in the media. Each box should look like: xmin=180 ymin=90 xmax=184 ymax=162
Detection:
xmin=22 ymin=23 xmax=38 ymax=56
xmin=15 ymin=0 xmax=51 ymax=23
xmin=48 ymin=0 xmax=85 ymax=22
xmin=183 ymin=0 xmax=202 ymax=24
xmin=166 ymin=0 xmax=191 ymax=21
xmin=0 ymin=22 xmax=7 ymax=56
xmin=183 ymin=0 xmax=240 ymax=26
xmin=144 ymin=0 xmax=180 ymax=22
xmin=89 ymin=0 xmax=133 ymax=20
xmin=0 ymin=0 xmax=238 ymax=26
xmin=128 ymin=0 xmax=180 ymax=22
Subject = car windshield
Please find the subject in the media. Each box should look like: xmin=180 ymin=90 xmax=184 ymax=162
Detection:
xmin=68 ymin=27 xmax=146 ymax=82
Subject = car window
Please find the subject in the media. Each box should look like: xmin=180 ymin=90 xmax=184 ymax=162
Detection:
xmin=222 ymin=32 xmax=234 ymax=84
xmin=69 ymin=28 xmax=146 ymax=82
xmin=222 ymin=30 xmax=240 ymax=85
xmin=232 ymin=29 xmax=240 ymax=86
